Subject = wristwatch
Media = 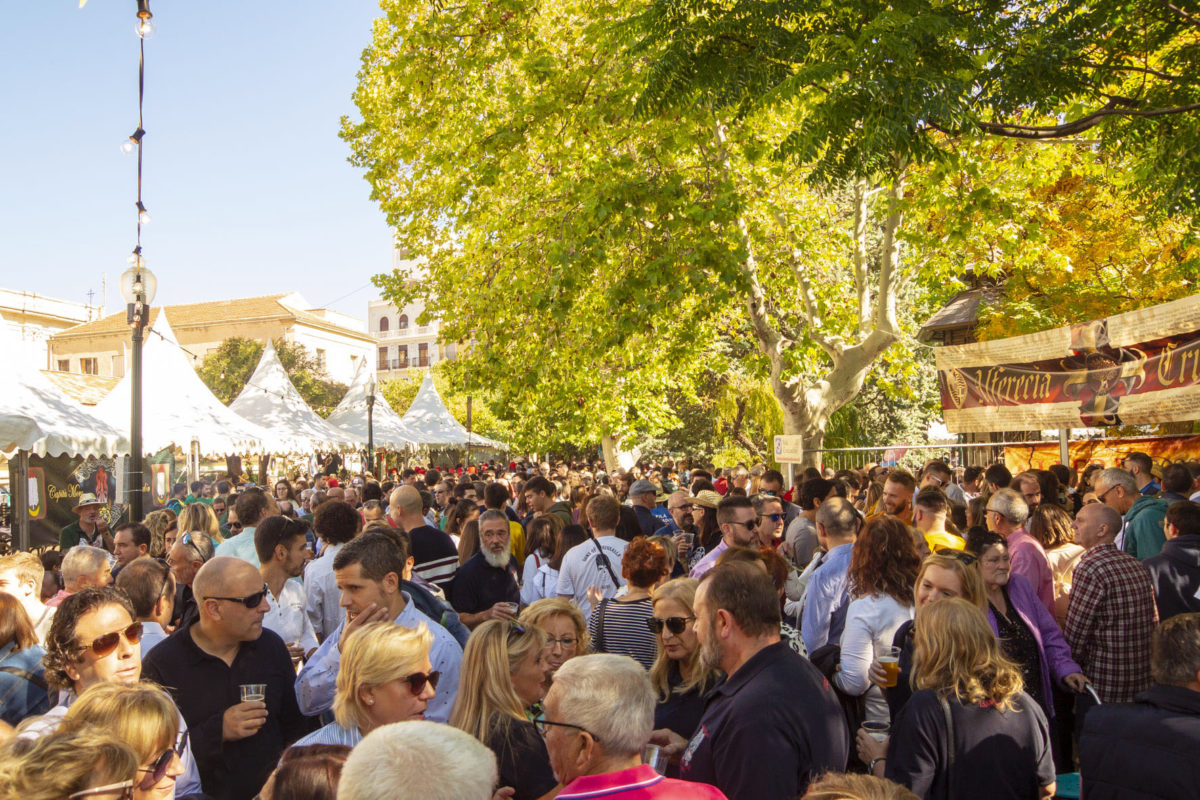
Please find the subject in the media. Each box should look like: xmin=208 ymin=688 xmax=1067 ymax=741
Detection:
xmin=868 ymin=756 xmax=887 ymax=774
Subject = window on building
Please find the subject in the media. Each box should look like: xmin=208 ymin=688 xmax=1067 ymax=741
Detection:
xmin=112 ymin=354 xmax=124 ymax=377
xmin=398 ymin=345 xmax=408 ymax=367
xmin=418 ymin=342 xmax=429 ymax=367
xmin=379 ymin=316 xmax=389 ymax=332
xmin=316 ymin=348 xmax=326 ymax=371
xmin=81 ymin=357 xmax=98 ymax=375
xmin=57 ymin=359 xmax=69 ymax=372
xmin=399 ymin=315 xmax=409 ymax=329
xmin=378 ymin=346 xmax=389 ymax=370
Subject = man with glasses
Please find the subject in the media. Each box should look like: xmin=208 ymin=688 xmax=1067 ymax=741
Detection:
xmin=540 ymin=653 xmax=728 ymax=799
xmin=1094 ymin=466 xmax=1170 ymax=560
xmin=986 ymin=488 xmax=1055 ymax=617
xmin=143 ymin=556 xmax=313 ymax=799
xmin=167 ymin=531 xmax=214 ymax=630
xmin=26 ymin=586 xmax=203 ymax=796
xmin=690 ymin=496 xmax=758 ymax=579
xmin=215 ymin=488 xmax=275 ymax=568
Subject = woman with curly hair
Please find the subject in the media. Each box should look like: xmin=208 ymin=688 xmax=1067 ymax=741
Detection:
xmin=860 ymin=598 xmax=1056 ymax=800
xmin=834 ymin=515 xmax=921 ymax=724
xmin=587 ymin=538 xmax=670 ymax=669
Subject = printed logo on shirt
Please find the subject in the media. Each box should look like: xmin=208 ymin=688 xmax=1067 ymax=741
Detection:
xmin=681 ymin=722 xmax=707 ymax=770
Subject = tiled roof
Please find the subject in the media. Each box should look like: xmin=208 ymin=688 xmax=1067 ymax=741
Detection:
xmin=917 ymin=285 xmax=1003 ymax=343
xmin=41 ymin=370 xmax=120 ymax=406
xmin=52 ymin=294 xmax=372 ymax=342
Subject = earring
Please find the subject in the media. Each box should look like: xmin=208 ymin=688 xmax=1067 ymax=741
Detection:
xmin=366 ymin=698 xmax=374 ymax=705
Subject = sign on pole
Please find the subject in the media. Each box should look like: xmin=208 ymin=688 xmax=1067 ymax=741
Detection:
xmin=774 ymin=435 xmax=805 ymax=464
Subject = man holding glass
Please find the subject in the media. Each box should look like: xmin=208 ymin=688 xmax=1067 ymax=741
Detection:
xmin=142 ymin=556 xmax=313 ymax=799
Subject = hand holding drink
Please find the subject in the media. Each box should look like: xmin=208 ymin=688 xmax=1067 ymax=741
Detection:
xmin=876 ymin=644 xmax=900 ymax=688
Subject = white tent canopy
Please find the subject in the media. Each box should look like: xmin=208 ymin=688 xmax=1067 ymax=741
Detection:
xmin=229 ymin=340 xmax=357 ymax=453
xmin=95 ymin=312 xmax=269 ymax=456
xmin=0 ymin=323 xmax=129 ymax=458
xmin=326 ymin=360 xmax=417 ymax=450
xmin=398 ymin=373 xmax=505 ymax=450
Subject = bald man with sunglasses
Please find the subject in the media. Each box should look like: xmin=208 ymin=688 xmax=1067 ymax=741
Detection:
xmin=143 ymin=557 xmax=314 ymax=799
xmin=22 ymin=586 xmax=203 ymax=797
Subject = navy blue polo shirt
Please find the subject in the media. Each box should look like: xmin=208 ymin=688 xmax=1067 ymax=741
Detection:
xmin=680 ymin=640 xmax=849 ymax=799
xmin=450 ymin=552 xmax=521 ymax=614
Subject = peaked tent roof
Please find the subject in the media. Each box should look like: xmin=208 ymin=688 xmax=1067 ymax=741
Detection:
xmin=228 ymin=340 xmax=358 ymax=453
xmin=94 ymin=312 xmax=269 ymax=456
xmin=325 ymin=360 xmax=417 ymax=450
xmin=397 ymin=374 xmax=505 ymax=449
xmin=0 ymin=323 xmax=129 ymax=458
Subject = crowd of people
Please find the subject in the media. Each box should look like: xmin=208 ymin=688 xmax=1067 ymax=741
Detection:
xmin=2 ymin=453 xmax=1200 ymax=800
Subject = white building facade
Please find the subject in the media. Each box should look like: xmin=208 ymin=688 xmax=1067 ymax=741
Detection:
xmin=0 ymin=288 xmax=102 ymax=369
xmin=368 ymin=254 xmax=457 ymax=378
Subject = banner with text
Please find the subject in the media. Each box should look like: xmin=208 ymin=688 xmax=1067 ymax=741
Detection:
xmin=936 ymin=294 xmax=1200 ymax=433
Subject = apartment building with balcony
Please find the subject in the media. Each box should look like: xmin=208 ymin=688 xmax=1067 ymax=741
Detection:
xmin=367 ymin=296 xmax=457 ymax=376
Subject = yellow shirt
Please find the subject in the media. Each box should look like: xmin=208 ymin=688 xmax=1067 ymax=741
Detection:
xmin=925 ymin=530 xmax=966 ymax=552
xmin=508 ymin=520 xmax=526 ymax=564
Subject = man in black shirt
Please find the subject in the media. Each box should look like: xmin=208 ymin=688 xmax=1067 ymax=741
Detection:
xmin=142 ymin=556 xmax=313 ymax=800
xmin=451 ymin=510 xmax=520 ymax=628
xmin=652 ymin=561 xmax=848 ymax=799
xmin=389 ymin=485 xmax=458 ymax=592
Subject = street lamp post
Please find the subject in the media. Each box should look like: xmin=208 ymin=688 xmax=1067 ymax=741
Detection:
xmin=120 ymin=259 xmax=156 ymax=522
xmin=366 ymin=377 xmax=376 ymax=477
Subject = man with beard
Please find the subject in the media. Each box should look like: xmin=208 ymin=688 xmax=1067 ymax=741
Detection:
xmin=650 ymin=561 xmax=848 ymax=799
xmin=879 ymin=471 xmax=916 ymax=523
xmin=450 ymin=510 xmax=522 ymax=629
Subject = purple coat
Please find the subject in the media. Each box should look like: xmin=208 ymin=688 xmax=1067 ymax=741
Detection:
xmin=987 ymin=572 xmax=1082 ymax=717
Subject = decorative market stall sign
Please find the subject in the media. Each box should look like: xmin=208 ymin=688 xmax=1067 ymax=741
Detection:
xmin=936 ymin=294 xmax=1200 ymax=433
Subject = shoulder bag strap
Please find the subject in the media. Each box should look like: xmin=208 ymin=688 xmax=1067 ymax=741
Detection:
xmin=0 ymin=665 xmax=48 ymax=692
xmin=937 ymin=693 xmax=955 ymax=788
xmin=589 ymin=535 xmax=621 ymax=587
xmin=596 ymin=598 xmax=610 ymax=653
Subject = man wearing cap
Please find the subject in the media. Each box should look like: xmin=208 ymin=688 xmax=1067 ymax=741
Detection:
xmin=58 ymin=494 xmax=114 ymax=552
xmin=629 ymin=479 xmax=667 ymax=538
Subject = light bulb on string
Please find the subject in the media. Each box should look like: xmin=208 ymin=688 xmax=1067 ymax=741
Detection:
xmin=119 ymin=138 xmax=136 ymax=155
xmin=135 ymin=17 xmax=156 ymax=39
xmin=137 ymin=202 xmax=151 ymax=226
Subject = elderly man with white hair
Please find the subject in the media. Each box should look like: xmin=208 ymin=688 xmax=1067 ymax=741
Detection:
xmin=46 ymin=545 xmax=112 ymax=608
xmin=986 ymin=488 xmax=1054 ymax=616
xmin=338 ymin=720 xmax=499 ymax=800
xmin=541 ymin=653 xmax=728 ymax=799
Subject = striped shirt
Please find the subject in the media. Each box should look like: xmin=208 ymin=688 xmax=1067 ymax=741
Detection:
xmin=588 ymin=596 xmax=657 ymax=670
xmin=293 ymin=721 xmax=363 ymax=748
xmin=408 ymin=525 xmax=460 ymax=592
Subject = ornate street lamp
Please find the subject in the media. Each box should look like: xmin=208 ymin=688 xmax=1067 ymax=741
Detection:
xmin=119 ymin=259 xmax=156 ymax=521
xmin=366 ymin=376 xmax=376 ymax=477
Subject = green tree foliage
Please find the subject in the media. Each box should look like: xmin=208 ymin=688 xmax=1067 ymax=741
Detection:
xmin=197 ymin=338 xmax=348 ymax=418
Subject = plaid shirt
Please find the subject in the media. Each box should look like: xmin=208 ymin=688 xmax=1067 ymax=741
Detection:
xmin=1065 ymin=543 xmax=1158 ymax=703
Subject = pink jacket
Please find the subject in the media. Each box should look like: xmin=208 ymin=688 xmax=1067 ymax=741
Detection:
xmin=1008 ymin=528 xmax=1055 ymax=617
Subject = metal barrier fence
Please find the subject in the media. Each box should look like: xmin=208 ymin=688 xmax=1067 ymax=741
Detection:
xmin=811 ymin=440 xmax=1050 ymax=474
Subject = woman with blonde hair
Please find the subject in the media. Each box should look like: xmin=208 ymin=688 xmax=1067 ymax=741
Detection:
xmin=648 ymin=578 xmax=718 ymax=765
xmin=177 ymin=502 xmax=222 ymax=544
xmin=519 ymin=597 xmax=589 ymax=676
xmin=59 ymin=682 xmax=185 ymax=800
xmin=876 ymin=551 xmax=987 ymax=718
xmin=295 ymin=621 xmax=436 ymax=748
xmin=450 ymin=620 xmax=557 ymax=800
xmin=143 ymin=511 xmax=172 ymax=558
xmin=0 ymin=726 xmax=139 ymax=800
xmin=860 ymin=598 xmax=1056 ymax=800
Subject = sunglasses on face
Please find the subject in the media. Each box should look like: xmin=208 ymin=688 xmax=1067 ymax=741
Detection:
xmin=401 ymin=670 xmax=440 ymax=695
xmin=646 ymin=616 xmax=695 ymax=635
xmin=138 ymin=731 xmax=188 ymax=791
xmin=76 ymin=622 xmax=143 ymax=660
xmin=208 ymin=583 xmax=269 ymax=608
xmin=228 ymin=522 xmax=244 ymax=532
xmin=758 ymin=513 xmax=785 ymax=523
xmin=69 ymin=781 xmax=134 ymax=800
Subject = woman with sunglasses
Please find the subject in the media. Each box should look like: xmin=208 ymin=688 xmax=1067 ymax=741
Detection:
xmin=59 ymin=683 xmax=185 ymax=800
xmin=587 ymin=538 xmax=670 ymax=670
xmin=450 ymin=621 xmax=558 ymax=800
xmin=647 ymin=577 xmax=718 ymax=776
xmin=294 ymin=621 xmax=436 ymax=748
xmin=0 ymin=726 xmax=139 ymax=800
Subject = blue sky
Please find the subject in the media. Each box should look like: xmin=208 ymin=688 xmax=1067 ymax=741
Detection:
xmin=0 ymin=2 xmax=396 ymax=321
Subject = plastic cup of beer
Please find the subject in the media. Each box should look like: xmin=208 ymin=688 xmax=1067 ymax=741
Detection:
xmin=240 ymin=683 xmax=267 ymax=703
xmin=876 ymin=645 xmax=901 ymax=688
xmin=497 ymin=602 xmax=519 ymax=617
xmin=861 ymin=720 xmax=890 ymax=742
xmin=643 ymin=744 xmax=669 ymax=774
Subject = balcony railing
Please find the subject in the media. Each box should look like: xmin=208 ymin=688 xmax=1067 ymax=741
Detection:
xmin=377 ymin=356 xmax=433 ymax=371
xmin=376 ymin=325 xmax=436 ymax=340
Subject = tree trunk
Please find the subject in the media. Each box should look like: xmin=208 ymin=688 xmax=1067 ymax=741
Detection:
xmin=600 ymin=434 xmax=620 ymax=473
xmin=257 ymin=455 xmax=271 ymax=485
xmin=225 ymin=456 xmax=242 ymax=481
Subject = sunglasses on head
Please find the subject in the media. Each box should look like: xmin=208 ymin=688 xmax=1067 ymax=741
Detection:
xmin=646 ymin=616 xmax=695 ymax=635
xmin=401 ymin=670 xmax=440 ymax=695
xmin=137 ymin=731 xmax=188 ymax=791
xmin=76 ymin=622 xmax=143 ymax=660
xmin=180 ymin=533 xmax=208 ymax=562
xmin=940 ymin=549 xmax=979 ymax=566
xmin=208 ymin=583 xmax=269 ymax=608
